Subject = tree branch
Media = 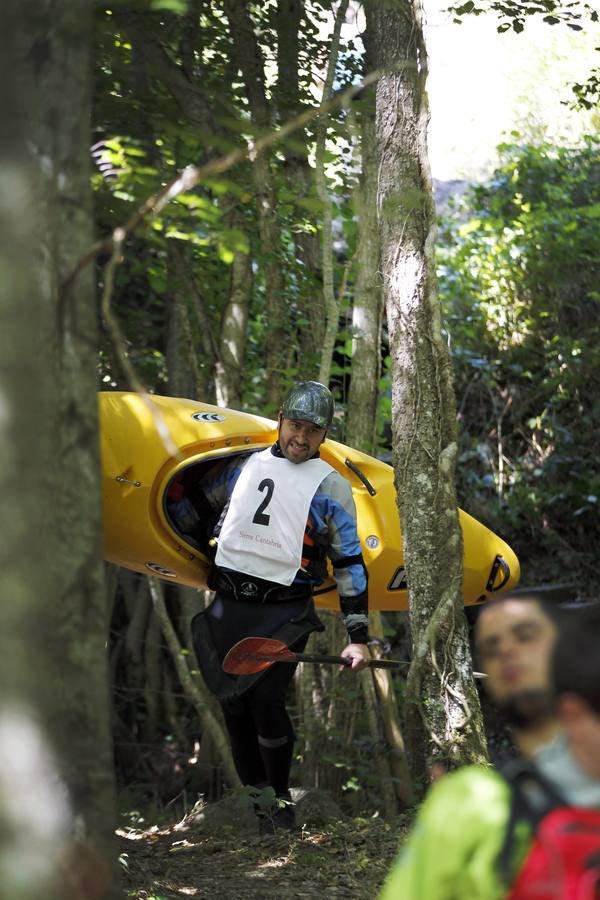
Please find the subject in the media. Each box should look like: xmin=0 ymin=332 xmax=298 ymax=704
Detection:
xmin=61 ymin=71 xmax=381 ymax=296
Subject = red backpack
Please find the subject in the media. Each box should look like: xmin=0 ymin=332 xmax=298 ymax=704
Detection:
xmin=499 ymin=761 xmax=600 ymax=900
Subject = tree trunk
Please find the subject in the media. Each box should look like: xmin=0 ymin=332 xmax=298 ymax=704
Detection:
xmin=105 ymin=562 xmax=121 ymax=625
xmin=275 ymin=0 xmax=325 ymax=374
xmin=123 ymin=573 xmax=152 ymax=695
xmin=296 ymin=612 xmax=365 ymax=803
xmin=1 ymin=2 xmax=118 ymax=895
xmin=316 ymin=0 xmax=350 ymax=387
xmin=214 ymin=215 xmax=252 ymax=409
xmin=188 ymin=276 xmax=217 ymax=402
xmin=147 ymin=578 xmax=242 ymax=791
xmin=345 ymin=37 xmax=384 ymax=453
xmin=118 ymin=7 xmax=220 ymax=138
xmin=142 ymin=608 xmax=163 ymax=744
xmin=368 ymin=612 xmax=413 ymax=807
xmin=166 ymin=241 xmax=202 ymax=399
xmin=224 ymin=0 xmax=288 ymax=409
xmin=366 ymin=0 xmax=487 ymax=783
xmin=128 ymin=8 xmax=225 ymax=403
xmin=1 ymin=21 xmax=69 ymax=900
xmin=342 ymin=38 xmax=411 ymax=810
xmin=359 ymin=669 xmax=398 ymax=819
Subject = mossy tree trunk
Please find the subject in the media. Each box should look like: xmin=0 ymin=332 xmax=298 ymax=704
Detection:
xmin=366 ymin=0 xmax=488 ymax=784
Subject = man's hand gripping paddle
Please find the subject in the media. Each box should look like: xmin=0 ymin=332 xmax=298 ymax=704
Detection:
xmin=222 ymin=636 xmax=488 ymax=677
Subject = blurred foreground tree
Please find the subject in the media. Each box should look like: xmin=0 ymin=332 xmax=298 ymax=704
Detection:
xmin=0 ymin=2 xmax=117 ymax=896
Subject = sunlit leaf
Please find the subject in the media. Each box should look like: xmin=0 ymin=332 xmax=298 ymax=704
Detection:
xmin=218 ymin=244 xmax=234 ymax=264
xmin=150 ymin=0 xmax=189 ymax=12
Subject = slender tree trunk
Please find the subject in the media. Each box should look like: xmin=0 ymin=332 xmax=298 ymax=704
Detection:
xmin=128 ymin=27 xmax=204 ymax=403
xmin=296 ymin=616 xmax=342 ymax=793
xmin=295 ymin=662 xmax=321 ymax=788
xmin=143 ymin=609 xmax=163 ymax=744
xmin=346 ymin=38 xmax=384 ymax=453
xmin=360 ymin=670 xmax=398 ymax=819
xmin=214 ymin=215 xmax=252 ymax=408
xmin=148 ymin=578 xmax=242 ymax=791
xmin=105 ymin=562 xmax=121 ymax=624
xmin=276 ymin=0 xmax=324 ymax=374
xmin=224 ymin=0 xmax=288 ymax=409
xmin=188 ymin=262 xmax=218 ymax=403
xmin=368 ymin=612 xmax=413 ymax=806
xmin=166 ymin=242 xmax=202 ymax=399
xmin=367 ymin=0 xmax=487 ymax=783
xmin=316 ymin=0 xmax=349 ymax=386
xmin=127 ymin=9 xmax=238 ymax=406
xmin=296 ymin=613 xmax=365 ymax=801
xmin=341 ymin=37 xmax=411 ymax=811
xmin=118 ymin=7 xmax=219 ymax=138
xmin=123 ymin=574 xmax=152 ymax=693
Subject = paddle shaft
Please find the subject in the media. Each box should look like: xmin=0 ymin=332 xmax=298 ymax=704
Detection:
xmin=254 ymin=650 xmax=402 ymax=669
xmin=245 ymin=651 xmax=487 ymax=677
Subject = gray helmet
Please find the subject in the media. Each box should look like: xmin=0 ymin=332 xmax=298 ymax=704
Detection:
xmin=281 ymin=381 xmax=334 ymax=429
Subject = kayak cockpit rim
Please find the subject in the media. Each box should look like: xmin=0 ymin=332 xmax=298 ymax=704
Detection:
xmin=160 ymin=444 xmax=270 ymax=558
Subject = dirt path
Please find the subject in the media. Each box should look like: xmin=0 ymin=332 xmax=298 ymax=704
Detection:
xmin=118 ymin=804 xmax=407 ymax=899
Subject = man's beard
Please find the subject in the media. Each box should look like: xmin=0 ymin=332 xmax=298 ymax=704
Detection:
xmin=495 ymin=689 xmax=556 ymax=730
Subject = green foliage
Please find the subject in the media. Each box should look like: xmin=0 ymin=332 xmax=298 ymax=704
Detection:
xmin=570 ymin=66 xmax=600 ymax=110
xmin=448 ymin=0 xmax=598 ymax=33
xmin=93 ymin=3 xmax=365 ymax=403
xmin=438 ymin=136 xmax=600 ymax=592
xmin=93 ymin=5 xmax=260 ymax=394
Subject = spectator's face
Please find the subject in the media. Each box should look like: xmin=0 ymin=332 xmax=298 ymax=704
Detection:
xmin=557 ymin=695 xmax=600 ymax=779
xmin=475 ymin=599 xmax=558 ymax=704
xmin=278 ymin=417 xmax=327 ymax=464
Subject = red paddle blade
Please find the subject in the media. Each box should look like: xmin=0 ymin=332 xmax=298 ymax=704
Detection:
xmin=222 ymin=637 xmax=298 ymax=675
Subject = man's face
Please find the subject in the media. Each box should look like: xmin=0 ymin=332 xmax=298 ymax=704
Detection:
xmin=278 ymin=416 xmax=327 ymax=464
xmin=475 ymin=599 xmax=558 ymax=706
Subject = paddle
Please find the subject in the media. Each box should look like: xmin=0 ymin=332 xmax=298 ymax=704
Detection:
xmin=222 ymin=636 xmax=488 ymax=677
xmin=221 ymin=636 xmax=401 ymax=674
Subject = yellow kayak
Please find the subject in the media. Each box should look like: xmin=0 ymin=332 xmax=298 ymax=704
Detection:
xmin=99 ymin=391 xmax=520 ymax=611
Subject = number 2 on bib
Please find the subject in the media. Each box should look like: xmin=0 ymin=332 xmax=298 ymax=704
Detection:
xmin=252 ymin=478 xmax=275 ymax=526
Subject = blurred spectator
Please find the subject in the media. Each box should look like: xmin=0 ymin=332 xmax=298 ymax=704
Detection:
xmin=379 ymin=595 xmax=600 ymax=899
xmin=547 ymin=602 xmax=600 ymax=784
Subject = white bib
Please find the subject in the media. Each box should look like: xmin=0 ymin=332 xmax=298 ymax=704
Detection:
xmin=215 ymin=448 xmax=334 ymax=586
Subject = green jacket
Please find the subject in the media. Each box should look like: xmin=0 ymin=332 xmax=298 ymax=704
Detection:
xmin=379 ymin=766 xmax=531 ymax=900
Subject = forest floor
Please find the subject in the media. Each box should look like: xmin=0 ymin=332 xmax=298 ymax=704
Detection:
xmin=117 ymin=790 xmax=409 ymax=899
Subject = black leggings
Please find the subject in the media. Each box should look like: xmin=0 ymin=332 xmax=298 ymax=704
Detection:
xmin=221 ymin=638 xmax=308 ymax=796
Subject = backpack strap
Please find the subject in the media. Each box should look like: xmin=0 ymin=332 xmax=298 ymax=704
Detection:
xmin=497 ymin=758 xmax=568 ymax=887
